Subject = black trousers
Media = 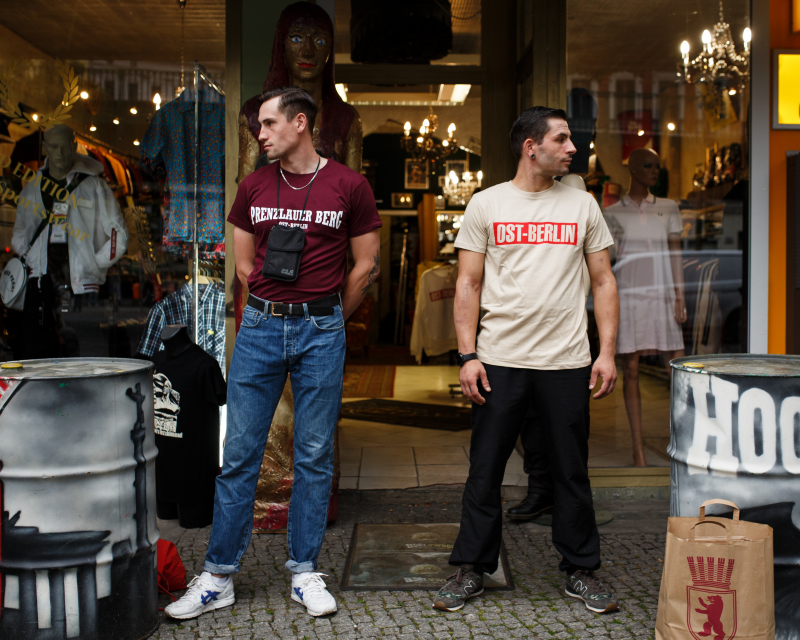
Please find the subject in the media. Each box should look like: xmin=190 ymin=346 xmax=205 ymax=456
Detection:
xmin=521 ymin=404 xmax=554 ymax=497
xmin=157 ymin=498 xmax=215 ymax=529
xmin=450 ymin=363 xmax=601 ymax=574
xmin=18 ymin=277 xmax=60 ymax=360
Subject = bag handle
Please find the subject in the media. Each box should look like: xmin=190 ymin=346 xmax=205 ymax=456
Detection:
xmin=698 ymin=499 xmax=740 ymax=525
xmin=689 ymin=518 xmax=732 ymax=543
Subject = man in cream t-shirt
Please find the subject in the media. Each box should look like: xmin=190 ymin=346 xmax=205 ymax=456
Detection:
xmin=432 ymin=106 xmax=620 ymax=615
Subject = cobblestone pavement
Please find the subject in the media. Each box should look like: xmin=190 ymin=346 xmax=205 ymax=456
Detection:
xmin=154 ymin=489 xmax=669 ymax=639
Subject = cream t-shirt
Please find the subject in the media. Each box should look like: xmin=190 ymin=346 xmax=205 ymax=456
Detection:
xmin=454 ymin=180 xmax=614 ymax=370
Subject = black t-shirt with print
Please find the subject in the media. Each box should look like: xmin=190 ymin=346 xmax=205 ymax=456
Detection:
xmin=150 ymin=343 xmax=227 ymax=503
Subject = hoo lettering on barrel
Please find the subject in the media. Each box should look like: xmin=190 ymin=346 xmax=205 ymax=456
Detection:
xmin=686 ymin=376 xmax=800 ymax=476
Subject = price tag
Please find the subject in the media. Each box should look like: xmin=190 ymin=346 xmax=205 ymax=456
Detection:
xmin=50 ymin=202 xmax=68 ymax=243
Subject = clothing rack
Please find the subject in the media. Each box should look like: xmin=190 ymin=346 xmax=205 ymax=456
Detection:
xmin=192 ymin=61 xmax=225 ymax=343
xmin=76 ymin=132 xmax=139 ymax=163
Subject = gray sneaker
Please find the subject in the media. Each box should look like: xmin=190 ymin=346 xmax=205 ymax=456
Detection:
xmin=565 ymin=570 xmax=618 ymax=613
xmin=432 ymin=565 xmax=484 ymax=612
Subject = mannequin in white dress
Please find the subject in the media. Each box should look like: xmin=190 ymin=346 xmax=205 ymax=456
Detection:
xmin=604 ymin=149 xmax=686 ymax=466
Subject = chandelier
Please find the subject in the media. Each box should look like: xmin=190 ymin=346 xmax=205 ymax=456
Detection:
xmin=443 ymin=169 xmax=482 ymax=207
xmin=402 ymin=112 xmax=457 ymax=174
xmin=678 ymin=1 xmax=750 ymax=97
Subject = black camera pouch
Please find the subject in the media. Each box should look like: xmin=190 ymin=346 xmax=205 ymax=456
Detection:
xmin=262 ymin=225 xmax=305 ymax=281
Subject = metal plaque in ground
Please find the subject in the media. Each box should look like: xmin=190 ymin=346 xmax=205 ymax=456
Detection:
xmin=340 ymin=523 xmax=513 ymax=591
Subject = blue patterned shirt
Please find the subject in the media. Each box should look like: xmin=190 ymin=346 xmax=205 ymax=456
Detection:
xmin=139 ymin=86 xmax=225 ymax=244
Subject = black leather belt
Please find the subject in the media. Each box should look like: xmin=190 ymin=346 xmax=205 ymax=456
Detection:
xmin=247 ymin=293 xmax=340 ymax=317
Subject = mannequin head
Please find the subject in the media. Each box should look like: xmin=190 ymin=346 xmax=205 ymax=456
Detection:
xmin=264 ymin=3 xmax=336 ymax=96
xmin=628 ymin=147 xmax=661 ymax=189
xmin=241 ymin=2 xmax=355 ymax=164
xmin=42 ymin=125 xmax=77 ymax=179
xmin=284 ymin=16 xmax=332 ymax=84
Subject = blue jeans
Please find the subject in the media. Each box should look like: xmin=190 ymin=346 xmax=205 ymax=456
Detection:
xmin=203 ymin=297 xmax=345 ymax=575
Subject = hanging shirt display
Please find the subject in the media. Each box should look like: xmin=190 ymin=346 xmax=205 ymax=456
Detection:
xmin=137 ymin=282 xmax=226 ymax=375
xmin=150 ymin=344 xmax=227 ymax=504
xmin=139 ymin=86 xmax=225 ymax=244
xmin=409 ymin=263 xmax=459 ymax=364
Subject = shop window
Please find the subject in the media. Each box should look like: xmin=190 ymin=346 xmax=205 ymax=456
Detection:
xmin=568 ymin=0 xmax=750 ymax=466
xmin=0 ymin=10 xmax=226 ymax=372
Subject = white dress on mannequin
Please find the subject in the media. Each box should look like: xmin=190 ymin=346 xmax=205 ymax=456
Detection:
xmin=604 ymin=193 xmax=684 ymax=355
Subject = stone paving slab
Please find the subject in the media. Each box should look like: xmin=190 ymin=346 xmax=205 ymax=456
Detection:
xmin=153 ymin=489 xmax=668 ymax=639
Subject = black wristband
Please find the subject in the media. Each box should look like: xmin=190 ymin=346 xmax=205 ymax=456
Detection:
xmin=457 ymin=352 xmax=479 ymax=366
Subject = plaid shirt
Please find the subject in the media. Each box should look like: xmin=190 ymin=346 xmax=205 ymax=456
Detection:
xmin=138 ymin=282 xmax=226 ymax=377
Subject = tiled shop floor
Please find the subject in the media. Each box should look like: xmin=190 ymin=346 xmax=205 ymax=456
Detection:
xmin=339 ymin=364 xmax=670 ymax=489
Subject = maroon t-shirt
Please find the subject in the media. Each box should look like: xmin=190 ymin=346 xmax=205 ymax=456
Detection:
xmin=227 ymin=159 xmax=381 ymax=303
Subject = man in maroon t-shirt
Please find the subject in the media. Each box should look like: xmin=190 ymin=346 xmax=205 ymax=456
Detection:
xmin=166 ymin=87 xmax=381 ymax=621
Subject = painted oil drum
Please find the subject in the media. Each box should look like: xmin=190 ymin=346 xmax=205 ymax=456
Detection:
xmin=0 ymin=358 xmax=159 ymax=640
xmin=669 ymin=354 xmax=800 ymax=639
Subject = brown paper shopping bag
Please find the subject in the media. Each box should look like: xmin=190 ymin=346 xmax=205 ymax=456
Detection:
xmin=655 ymin=499 xmax=774 ymax=640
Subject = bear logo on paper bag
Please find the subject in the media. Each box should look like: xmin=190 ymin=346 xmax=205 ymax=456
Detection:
xmin=686 ymin=557 xmax=737 ymax=640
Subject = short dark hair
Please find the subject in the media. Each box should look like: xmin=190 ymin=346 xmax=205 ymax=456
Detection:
xmin=259 ymin=86 xmax=318 ymax=132
xmin=509 ymin=106 xmax=568 ymax=160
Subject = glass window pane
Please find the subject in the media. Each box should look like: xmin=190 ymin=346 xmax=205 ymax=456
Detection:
xmin=568 ymin=0 xmax=750 ymax=466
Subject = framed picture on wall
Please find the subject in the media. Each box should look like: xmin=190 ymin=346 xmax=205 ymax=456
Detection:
xmin=445 ymin=159 xmax=466 ymax=180
xmin=404 ymin=159 xmax=429 ymax=190
xmin=391 ymin=193 xmax=414 ymax=208
xmin=773 ymin=50 xmax=800 ymax=130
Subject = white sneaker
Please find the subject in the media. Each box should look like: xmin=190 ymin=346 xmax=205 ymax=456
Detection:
xmin=165 ymin=572 xmax=235 ymax=619
xmin=291 ymin=572 xmax=337 ymax=617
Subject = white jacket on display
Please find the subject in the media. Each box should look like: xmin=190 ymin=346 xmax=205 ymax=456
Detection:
xmin=12 ymin=154 xmax=128 ymax=294
xmin=410 ymin=264 xmax=459 ymax=364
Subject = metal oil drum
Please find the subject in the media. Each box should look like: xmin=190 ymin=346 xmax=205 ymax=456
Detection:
xmin=669 ymin=354 xmax=800 ymax=639
xmin=0 ymin=358 xmax=159 ymax=640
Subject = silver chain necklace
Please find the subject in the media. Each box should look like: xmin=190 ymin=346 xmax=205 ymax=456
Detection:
xmin=279 ymin=159 xmax=321 ymax=190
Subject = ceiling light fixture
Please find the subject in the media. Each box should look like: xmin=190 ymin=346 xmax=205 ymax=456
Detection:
xmin=678 ymin=1 xmax=750 ymax=119
xmin=402 ymin=113 xmax=457 ymax=174
xmin=153 ymin=93 xmax=162 ymax=110
xmin=133 ymin=139 xmax=140 ymax=146
xmin=113 ymin=118 xmax=120 ymax=125
xmin=89 ymin=124 xmax=97 ymax=132
xmin=667 ymin=122 xmax=676 ymax=131
xmin=443 ymin=160 xmax=482 ymax=206
xmin=80 ymin=91 xmax=89 ymax=99
xmin=130 ymin=107 xmax=138 ymax=115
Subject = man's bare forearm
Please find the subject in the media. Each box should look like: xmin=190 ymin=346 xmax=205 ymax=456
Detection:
xmin=236 ymin=264 xmax=253 ymax=289
xmin=341 ymin=250 xmax=380 ymax=319
xmin=593 ymin=279 xmax=619 ymax=357
xmin=454 ymin=276 xmax=481 ymax=353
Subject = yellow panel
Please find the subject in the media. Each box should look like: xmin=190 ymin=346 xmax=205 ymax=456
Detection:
xmin=778 ymin=53 xmax=800 ymax=125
